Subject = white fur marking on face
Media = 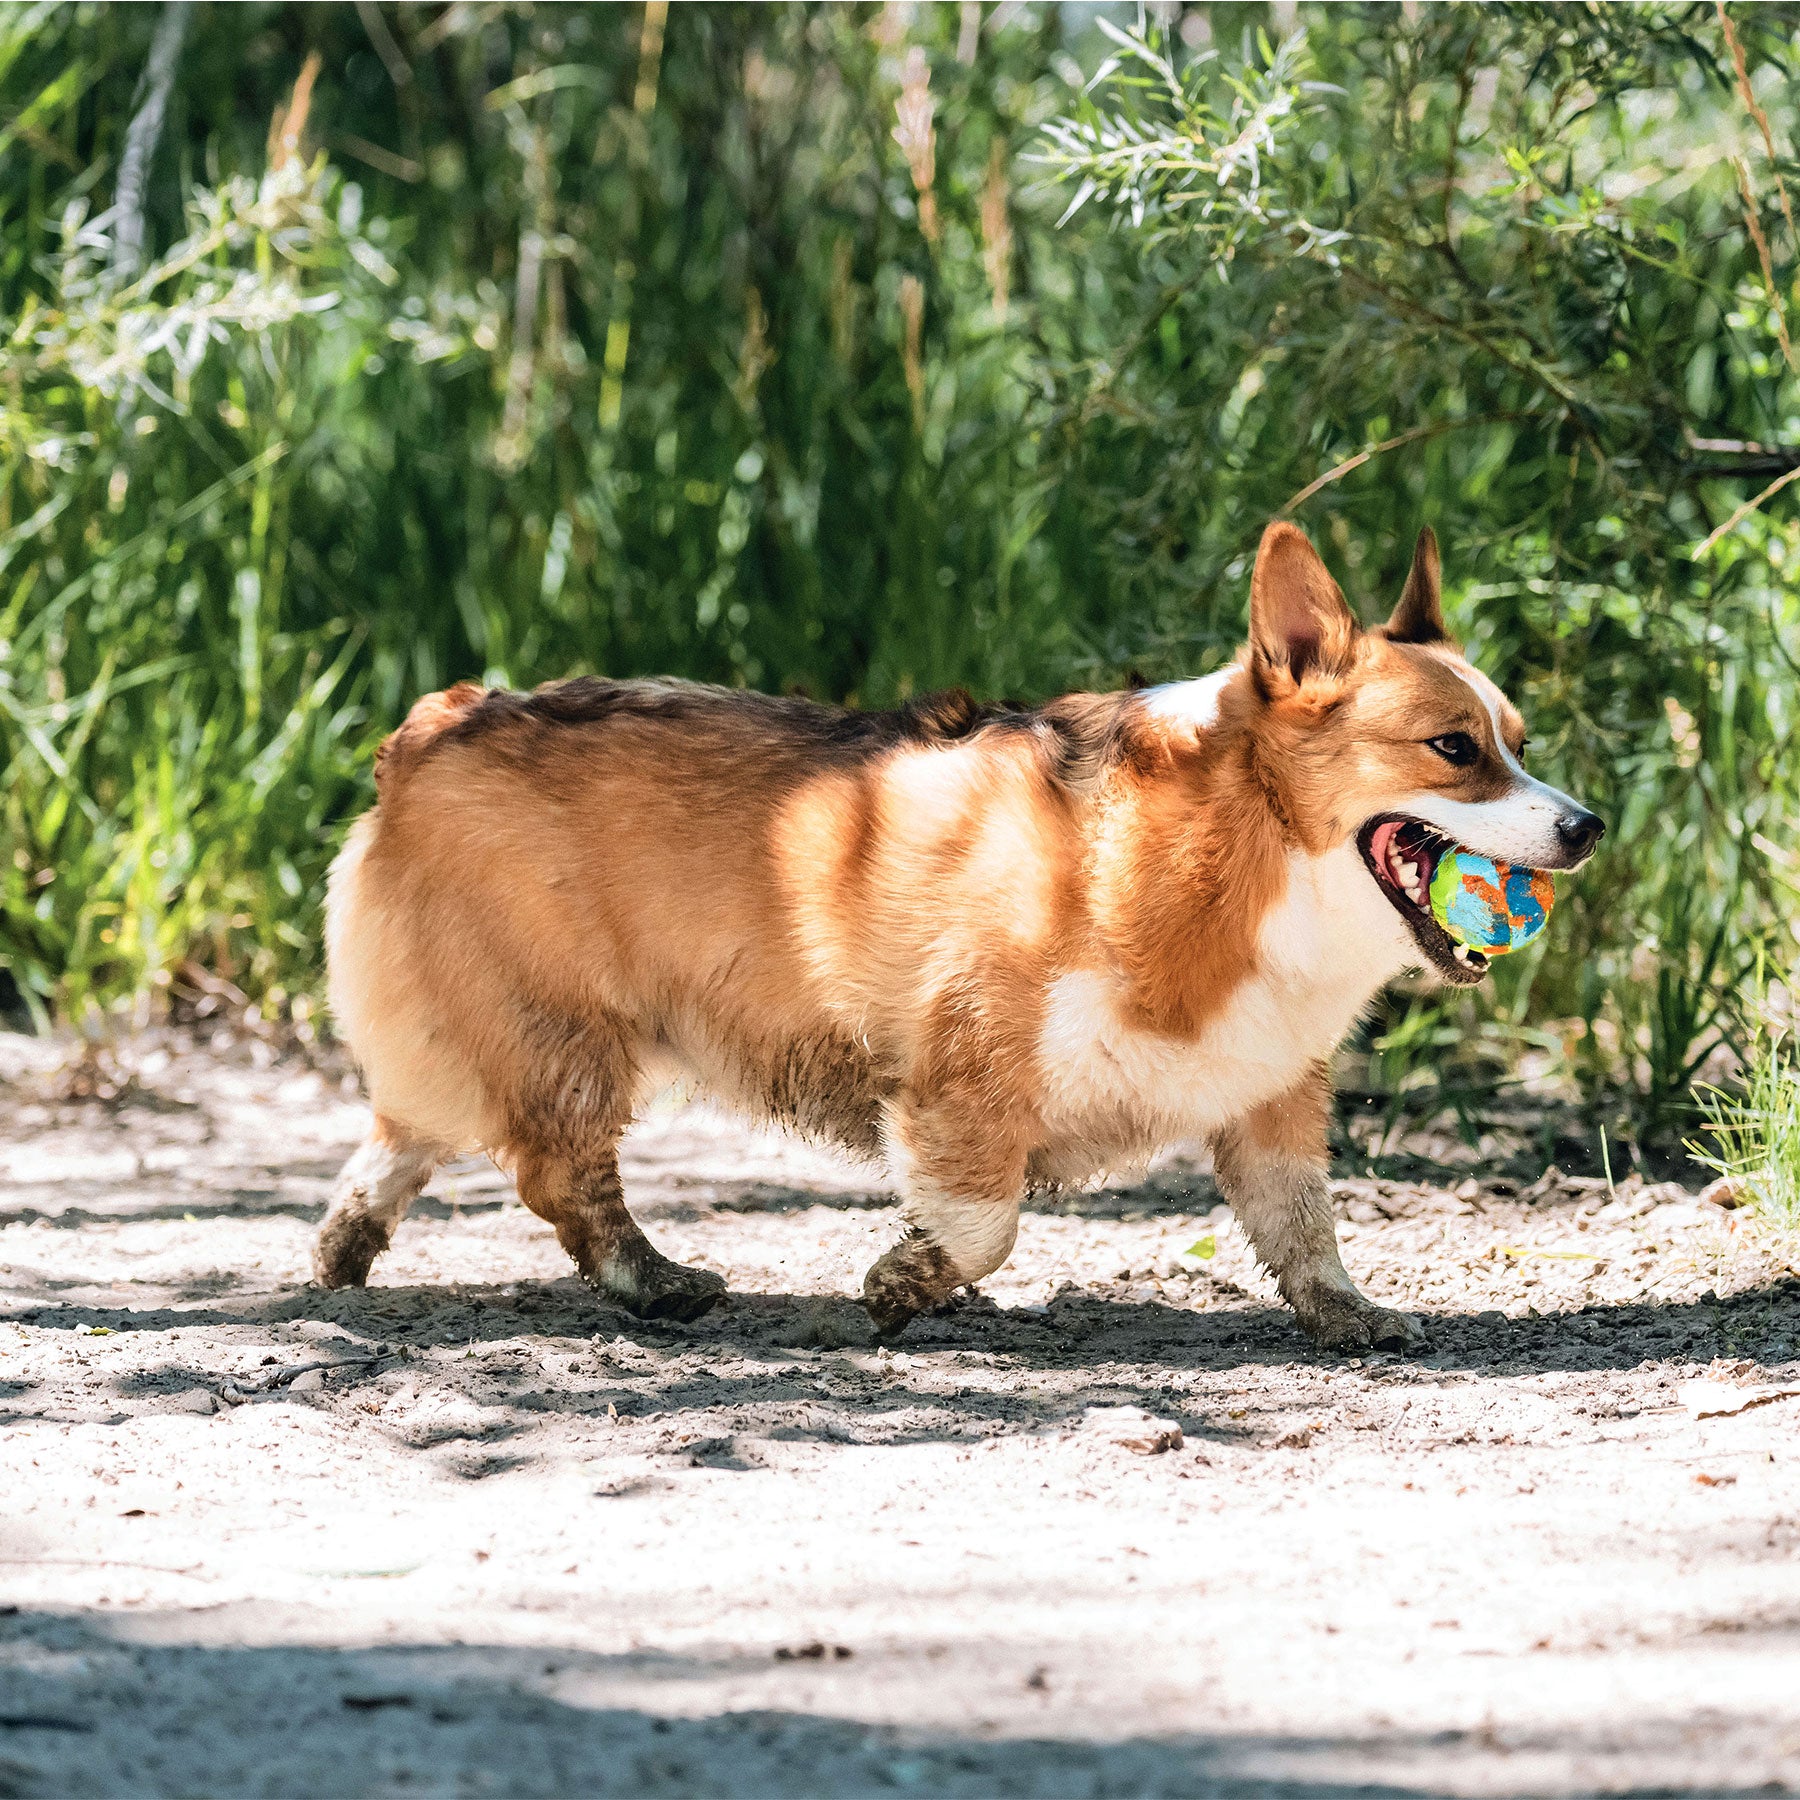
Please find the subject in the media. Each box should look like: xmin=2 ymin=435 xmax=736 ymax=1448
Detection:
xmin=1447 ymin=662 xmax=1527 ymax=777
xmin=1035 ymin=845 xmax=1413 ymax=1168
xmin=1392 ymin=660 xmax=1584 ymax=864
xmin=1138 ymin=667 xmax=1239 ymax=734
xmin=1386 ymin=786 xmax=1564 ymax=861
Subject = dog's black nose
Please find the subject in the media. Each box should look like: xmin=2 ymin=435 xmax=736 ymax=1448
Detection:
xmin=1556 ymin=809 xmax=1605 ymax=859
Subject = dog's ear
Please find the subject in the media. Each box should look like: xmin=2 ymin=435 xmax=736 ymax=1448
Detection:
xmin=1249 ymin=522 xmax=1359 ymax=687
xmin=1382 ymin=527 xmax=1448 ymax=645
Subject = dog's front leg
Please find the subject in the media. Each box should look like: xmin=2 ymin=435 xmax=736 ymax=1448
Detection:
xmin=1211 ymin=1067 xmax=1424 ymax=1353
xmin=863 ymin=1096 xmax=1025 ymax=1340
xmin=314 ymin=1117 xmax=443 ymax=1288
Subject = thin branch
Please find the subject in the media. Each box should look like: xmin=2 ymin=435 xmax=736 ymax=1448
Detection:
xmin=335 ymin=133 xmax=422 ymax=184
xmin=1695 ymin=461 xmax=1800 ymax=557
xmin=1733 ymin=152 xmax=1793 ymax=369
xmin=1686 ymin=448 xmax=1800 ymax=478
xmin=1718 ymin=1 xmax=1797 ymax=255
xmin=1279 ymin=413 xmax=1534 ymax=514
xmin=355 ymin=0 xmax=413 ymax=91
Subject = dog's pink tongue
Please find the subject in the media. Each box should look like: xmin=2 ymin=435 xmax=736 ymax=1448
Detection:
xmin=1369 ymin=820 xmax=1401 ymax=867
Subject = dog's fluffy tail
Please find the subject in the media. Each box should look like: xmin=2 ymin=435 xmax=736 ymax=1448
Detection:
xmin=373 ymin=682 xmax=487 ymax=797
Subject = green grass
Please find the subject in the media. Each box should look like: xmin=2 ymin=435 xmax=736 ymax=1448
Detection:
xmin=1690 ymin=1011 xmax=1800 ymax=1231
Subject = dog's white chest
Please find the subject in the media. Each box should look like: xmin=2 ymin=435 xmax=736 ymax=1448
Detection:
xmin=1035 ymin=845 xmax=1413 ymax=1162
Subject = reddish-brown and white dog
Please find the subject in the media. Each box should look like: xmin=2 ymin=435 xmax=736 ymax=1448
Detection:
xmin=318 ymin=523 xmax=1601 ymax=1350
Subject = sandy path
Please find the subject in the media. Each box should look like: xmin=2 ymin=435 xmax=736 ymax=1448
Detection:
xmin=2 ymin=1031 xmax=1798 ymax=1798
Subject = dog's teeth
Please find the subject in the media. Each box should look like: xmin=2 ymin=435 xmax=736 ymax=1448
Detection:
xmin=1453 ymin=944 xmax=1470 ymax=965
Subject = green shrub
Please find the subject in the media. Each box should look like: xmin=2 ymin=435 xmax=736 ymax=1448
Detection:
xmin=1036 ymin=5 xmax=1800 ymax=1140
xmin=1 ymin=2 xmax=1796 ymax=1151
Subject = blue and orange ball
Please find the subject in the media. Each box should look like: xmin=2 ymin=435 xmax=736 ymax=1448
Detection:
xmin=1427 ymin=850 xmax=1555 ymax=955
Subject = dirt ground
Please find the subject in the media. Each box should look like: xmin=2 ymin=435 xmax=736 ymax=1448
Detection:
xmin=2 ymin=1029 xmax=1798 ymax=1799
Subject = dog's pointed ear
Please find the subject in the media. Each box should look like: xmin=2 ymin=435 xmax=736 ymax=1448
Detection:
xmin=1383 ymin=527 xmax=1447 ymax=645
xmin=1249 ymin=522 xmax=1358 ymax=686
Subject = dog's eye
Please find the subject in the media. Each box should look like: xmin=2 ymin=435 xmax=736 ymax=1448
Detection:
xmin=1427 ymin=731 xmax=1480 ymax=767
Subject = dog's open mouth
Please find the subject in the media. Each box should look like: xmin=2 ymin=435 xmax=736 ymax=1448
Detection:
xmin=1356 ymin=815 xmax=1489 ymax=986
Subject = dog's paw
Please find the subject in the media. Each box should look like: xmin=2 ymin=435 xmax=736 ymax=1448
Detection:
xmin=312 ymin=1214 xmax=390 ymax=1289
xmin=585 ymin=1245 xmax=727 ymax=1323
xmin=862 ymin=1232 xmax=959 ymax=1341
xmin=1362 ymin=1304 xmax=1427 ymax=1352
xmin=1295 ymin=1290 xmax=1426 ymax=1355
xmin=634 ymin=1264 xmax=728 ymax=1324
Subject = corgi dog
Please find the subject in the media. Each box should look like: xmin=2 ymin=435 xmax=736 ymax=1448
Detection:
xmin=317 ymin=523 xmax=1602 ymax=1351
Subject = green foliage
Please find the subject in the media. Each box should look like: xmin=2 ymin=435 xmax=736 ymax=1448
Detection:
xmin=1037 ymin=2 xmax=1800 ymax=1138
xmin=1 ymin=3 xmax=1113 ymax=1024
xmin=3 ymin=135 xmax=383 ymax=1027
xmin=1 ymin=2 xmax=1797 ymax=1148
xmin=1689 ymin=986 xmax=1800 ymax=1228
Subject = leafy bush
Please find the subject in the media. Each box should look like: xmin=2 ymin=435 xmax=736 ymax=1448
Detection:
xmin=1036 ymin=4 xmax=1800 ymax=1136
xmin=2 ymin=4 xmax=1111 ymax=1024
xmin=1 ymin=3 xmax=1796 ymax=1155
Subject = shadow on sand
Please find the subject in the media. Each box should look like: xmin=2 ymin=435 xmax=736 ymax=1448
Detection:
xmin=0 ymin=1608 xmax=1787 ymax=1800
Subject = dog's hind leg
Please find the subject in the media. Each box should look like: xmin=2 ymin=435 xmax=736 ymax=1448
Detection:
xmin=513 ymin=1134 xmax=727 ymax=1322
xmin=503 ymin=1030 xmax=724 ymax=1321
xmin=314 ymin=1116 xmax=444 ymax=1288
xmin=1211 ymin=1067 xmax=1424 ymax=1354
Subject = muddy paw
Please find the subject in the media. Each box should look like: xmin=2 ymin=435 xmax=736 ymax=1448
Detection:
xmin=1362 ymin=1304 xmax=1427 ymax=1352
xmin=311 ymin=1213 xmax=390 ymax=1289
xmin=633 ymin=1264 xmax=728 ymax=1324
xmin=590 ymin=1250 xmax=727 ymax=1324
xmin=862 ymin=1233 xmax=958 ymax=1341
xmin=1295 ymin=1291 xmax=1426 ymax=1355
xmin=863 ymin=1287 xmax=919 ymax=1343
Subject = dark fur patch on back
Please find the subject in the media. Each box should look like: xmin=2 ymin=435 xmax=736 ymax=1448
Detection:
xmin=416 ymin=676 xmax=1137 ymax=795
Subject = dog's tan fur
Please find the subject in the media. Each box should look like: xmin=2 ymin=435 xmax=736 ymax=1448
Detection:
xmin=318 ymin=524 xmax=1600 ymax=1347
